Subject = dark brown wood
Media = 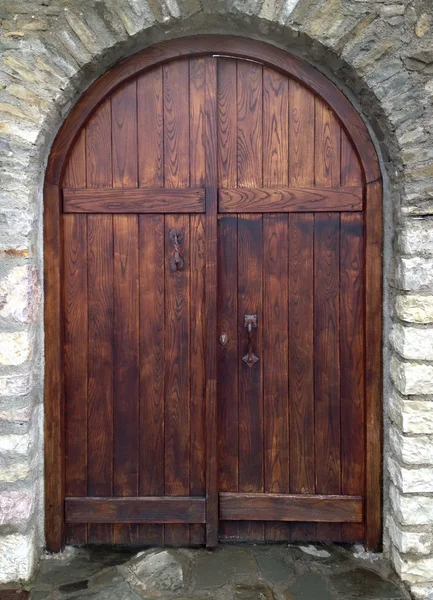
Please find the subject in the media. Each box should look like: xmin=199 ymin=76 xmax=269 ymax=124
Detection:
xmin=45 ymin=40 xmax=383 ymax=552
xmin=219 ymin=493 xmax=363 ymax=523
xmin=44 ymin=181 xmax=65 ymax=552
xmin=365 ymin=179 xmax=383 ymax=551
xmin=46 ymin=37 xmax=379 ymax=187
xmin=219 ymin=187 xmax=362 ymax=213
xmin=66 ymin=497 xmax=206 ymax=523
xmin=63 ymin=188 xmax=205 ymax=213
xmin=205 ymin=57 xmax=219 ymax=547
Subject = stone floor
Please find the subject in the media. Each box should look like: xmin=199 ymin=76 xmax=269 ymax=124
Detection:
xmin=22 ymin=543 xmax=410 ymax=600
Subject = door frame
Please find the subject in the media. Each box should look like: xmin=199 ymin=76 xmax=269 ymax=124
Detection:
xmin=44 ymin=35 xmax=383 ymax=552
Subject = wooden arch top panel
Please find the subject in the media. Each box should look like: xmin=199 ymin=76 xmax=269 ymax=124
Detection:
xmin=47 ymin=36 xmax=380 ymax=187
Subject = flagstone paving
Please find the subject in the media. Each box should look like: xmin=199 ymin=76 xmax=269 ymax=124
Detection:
xmin=25 ymin=543 xmax=410 ymax=600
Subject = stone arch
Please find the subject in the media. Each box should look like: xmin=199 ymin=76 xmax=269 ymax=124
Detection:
xmin=0 ymin=1 xmax=432 ymax=595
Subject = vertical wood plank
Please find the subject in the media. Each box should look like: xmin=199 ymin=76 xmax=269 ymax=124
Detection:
xmin=314 ymin=97 xmax=342 ymax=541
xmin=138 ymin=66 xmax=165 ymax=544
xmin=112 ymin=79 xmax=139 ymax=544
xmin=113 ymin=216 xmax=139 ymax=544
xmin=205 ymin=56 xmax=219 ymax=547
xmin=237 ymin=58 xmax=264 ymax=541
xmin=63 ymin=131 xmax=87 ymax=545
xmin=263 ymin=214 xmax=290 ymax=541
xmin=138 ymin=67 xmax=164 ymax=188
xmin=139 ymin=215 xmax=165 ymax=545
xmin=218 ymin=59 xmax=237 ymax=189
xmin=263 ymin=65 xmax=289 ymax=541
xmin=190 ymin=57 xmax=206 ymax=545
xmin=164 ymin=59 xmax=190 ymax=189
xmin=365 ymin=179 xmax=383 ymax=551
xmin=340 ymin=212 xmax=365 ymax=542
xmin=217 ymin=215 xmax=239 ymax=541
xmin=86 ymin=98 xmax=113 ymax=544
xmin=165 ymin=214 xmax=190 ymax=546
xmin=288 ymin=77 xmax=315 ymax=541
xmin=288 ymin=214 xmax=315 ymax=541
xmin=288 ymin=80 xmax=314 ymax=187
xmin=238 ymin=215 xmax=264 ymax=541
xmin=164 ymin=58 xmax=190 ymax=545
xmin=87 ymin=215 xmax=114 ymax=545
xmin=237 ymin=60 xmax=263 ymax=188
xmin=44 ymin=181 xmax=65 ymax=552
xmin=217 ymin=57 xmax=239 ymax=542
xmin=314 ymin=213 xmax=341 ymax=542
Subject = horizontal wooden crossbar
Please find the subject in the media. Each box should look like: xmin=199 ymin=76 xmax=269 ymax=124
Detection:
xmin=219 ymin=186 xmax=363 ymax=212
xmin=63 ymin=188 xmax=205 ymax=213
xmin=219 ymin=493 xmax=363 ymax=523
xmin=65 ymin=496 xmax=206 ymax=523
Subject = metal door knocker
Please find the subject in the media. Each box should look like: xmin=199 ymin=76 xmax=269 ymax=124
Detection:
xmin=169 ymin=228 xmax=184 ymax=272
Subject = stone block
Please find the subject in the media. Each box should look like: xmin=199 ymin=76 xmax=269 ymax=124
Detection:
xmin=0 ymin=531 xmax=37 ymax=583
xmin=0 ymin=490 xmax=35 ymax=527
xmin=387 ymin=515 xmax=432 ymax=555
xmin=393 ymin=547 xmax=433 ymax=584
xmin=389 ymin=394 xmax=433 ymax=434
xmin=390 ymin=425 xmax=433 ymax=466
xmin=391 ymin=323 xmax=433 ymax=360
xmin=0 ymin=370 xmax=33 ymax=397
xmin=399 ymin=218 xmax=433 ymax=255
xmin=396 ymin=295 xmax=433 ymax=323
xmin=0 ymin=431 xmax=34 ymax=457
xmin=0 ymin=207 xmax=34 ymax=253
xmin=396 ymin=257 xmax=433 ymax=291
xmin=388 ymin=456 xmax=433 ymax=493
xmin=411 ymin=584 xmax=433 ymax=600
xmin=0 ymin=332 xmax=33 ymax=366
xmin=390 ymin=482 xmax=433 ymax=525
xmin=391 ymin=356 xmax=433 ymax=395
xmin=0 ymin=265 xmax=39 ymax=323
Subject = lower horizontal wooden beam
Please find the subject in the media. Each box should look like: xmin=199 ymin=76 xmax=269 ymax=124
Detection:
xmin=63 ymin=188 xmax=205 ymax=213
xmin=219 ymin=493 xmax=363 ymax=523
xmin=65 ymin=496 xmax=206 ymax=524
xmin=219 ymin=186 xmax=363 ymax=212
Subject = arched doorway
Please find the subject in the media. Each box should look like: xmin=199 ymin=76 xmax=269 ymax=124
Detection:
xmin=44 ymin=36 xmax=382 ymax=553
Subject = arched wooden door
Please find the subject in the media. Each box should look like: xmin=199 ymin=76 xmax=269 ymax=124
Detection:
xmin=45 ymin=37 xmax=382 ymax=553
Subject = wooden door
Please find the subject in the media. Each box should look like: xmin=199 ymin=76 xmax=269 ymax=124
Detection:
xmin=46 ymin=37 xmax=382 ymax=553
xmin=216 ymin=58 xmax=367 ymax=544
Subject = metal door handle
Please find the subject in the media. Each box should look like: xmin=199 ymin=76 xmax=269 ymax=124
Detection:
xmin=243 ymin=314 xmax=258 ymax=368
xmin=169 ymin=228 xmax=184 ymax=272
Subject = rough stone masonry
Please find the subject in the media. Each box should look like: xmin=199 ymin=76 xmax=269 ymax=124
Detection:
xmin=0 ymin=0 xmax=433 ymax=597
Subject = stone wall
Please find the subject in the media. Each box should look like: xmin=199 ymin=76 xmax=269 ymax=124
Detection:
xmin=0 ymin=0 xmax=432 ymax=596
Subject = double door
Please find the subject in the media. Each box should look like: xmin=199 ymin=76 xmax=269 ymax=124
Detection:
xmin=62 ymin=54 xmax=368 ymax=547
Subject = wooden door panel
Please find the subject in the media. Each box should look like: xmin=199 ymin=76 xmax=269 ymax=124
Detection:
xmin=59 ymin=50 xmax=376 ymax=548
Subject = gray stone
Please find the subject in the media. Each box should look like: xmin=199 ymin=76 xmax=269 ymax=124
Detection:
xmin=193 ymin=548 xmax=257 ymax=589
xmin=330 ymin=568 xmax=405 ymax=599
xmin=256 ymin=554 xmax=296 ymax=585
xmin=67 ymin=580 xmax=142 ymax=600
xmin=123 ymin=549 xmax=184 ymax=594
xmin=287 ymin=574 xmax=332 ymax=600
xmin=236 ymin=582 xmax=275 ymax=600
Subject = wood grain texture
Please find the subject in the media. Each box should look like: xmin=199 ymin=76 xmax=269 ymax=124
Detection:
xmin=218 ymin=59 xmax=237 ymax=188
xmin=63 ymin=130 xmax=87 ymax=546
xmin=365 ymin=180 xmax=383 ymax=551
xmin=63 ymin=188 xmax=205 ymax=213
xmin=138 ymin=66 xmax=163 ymax=187
xmin=113 ymin=216 xmax=139 ymax=544
xmin=219 ymin=187 xmax=362 ymax=212
xmin=164 ymin=59 xmax=189 ymax=189
xmin=314 ymin=214 xmax=341 ymax=542
xmin=189 ymin=59 xmax=207 ymax=544
xmin=66 ymin=497 xmax=206 ymax=523
xmin=139 ymin=214 xmax=165 ymax=545
xmin=220 ymin=494 xmax=363 ymax=523
xmin=340 ymin=213 xmax=365 ymax=542
xmin=288 ymin=214 xmax=315 ymax=542
xmin=204 ymin=57 xmax=219 ymax=547
xmin=263 ymin=215 xmax=289 ymax=541
xmin=237 ymin=60 xmax=262 ymax=187
xmin=165 ymin=214 xmax=190 ymax=545
xmin=112 ymin=80 xmax=138 ymax=188
xmin=238 ymin=215 xmax=264 ymax=541
xmin=289 ymin=80 xmax=314 ymax=187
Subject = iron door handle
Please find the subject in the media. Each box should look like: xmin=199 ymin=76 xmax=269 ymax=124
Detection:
xmin=243 ymin=314 xmax=258 ymax=368
xmin=169 ymin=228 xmax=184 ymax=272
